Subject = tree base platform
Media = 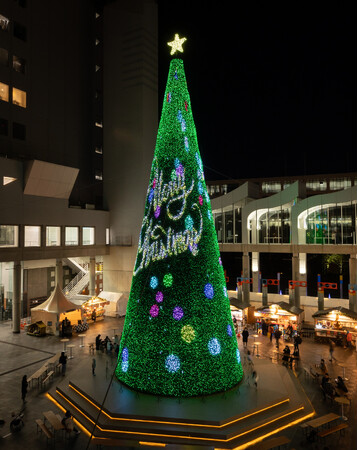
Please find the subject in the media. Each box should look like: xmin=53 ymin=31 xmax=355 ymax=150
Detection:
xmin=47 ymin=357 xmax=314 ymax=449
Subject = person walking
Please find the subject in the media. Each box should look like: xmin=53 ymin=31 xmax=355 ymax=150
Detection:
xmin=21 ymin=375 xmax=28 ymax=403
xmin=92 ymin=358 xmax=96 ymax=376
xmin=269 ymin=325 xmax=274 ymax=342
xmin=242 ymin=327 xmax=249 ymax=348
xmin=59 ymin=351 xmax=67 ymax=376
xmin=274 ymin=328 xmax=282 ymax=348
xmin=329 ymin=339 xmax=336 ymax=362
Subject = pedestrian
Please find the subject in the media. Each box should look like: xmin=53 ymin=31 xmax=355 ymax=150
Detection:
xmin=92 ymin=358 xmax=96 ymax=376
xmin=95 ymin=334 xmax=101 ymax=350
xmin=274 ymin=328 xmax=282 ymax=348
xmin=293 ymin=333 xmax=302 ymax=356
xmin=61 ymin=410 xmax=81 ymax=435
xmin=329 ymin=339 xmax=335 ymax=362
xmin=91 ymin=309 xmax=97 ymax=322
xmin=251 ymin=370 xmax=259 ymax=388
xmin=59 ymin=351 xmax=67 ymax=376
xmin=21 ymin=375 xmax=28 ymax=403
xmin=268 ymin=325 xmax=274 ymax=342
xmin=242 ymin=327 xmax=249 ymax=348
xmin=346 ymin=330 xmax=352 ymax=348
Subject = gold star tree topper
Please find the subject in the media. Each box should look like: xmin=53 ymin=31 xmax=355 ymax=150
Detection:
xmin=167 ymin=34 xmax=187 ymax=55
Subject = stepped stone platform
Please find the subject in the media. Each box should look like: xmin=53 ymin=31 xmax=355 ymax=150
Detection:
xmin=48 ymin=357 xmax=315 ymax=449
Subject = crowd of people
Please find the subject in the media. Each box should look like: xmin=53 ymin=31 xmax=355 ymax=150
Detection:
xmin=95 ymin=333 xmax=120 ymax=357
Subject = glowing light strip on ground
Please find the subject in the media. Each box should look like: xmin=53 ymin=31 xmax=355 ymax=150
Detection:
xmin=50 ymin=390 xmax=304 ymax=444
xmin=68 ymin=384 xmax=290 ymax=429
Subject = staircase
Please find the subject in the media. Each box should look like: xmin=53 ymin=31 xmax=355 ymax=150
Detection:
xmin=62 ymin=258 xmax=89 ymax=299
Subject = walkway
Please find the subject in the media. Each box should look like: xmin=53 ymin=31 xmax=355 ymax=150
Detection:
xmin=0 ymin=318 xmax=355 ymax=449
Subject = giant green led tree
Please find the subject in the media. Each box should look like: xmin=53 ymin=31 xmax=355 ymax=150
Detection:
xmin=116 ymin=35 xmax=243 ymax=397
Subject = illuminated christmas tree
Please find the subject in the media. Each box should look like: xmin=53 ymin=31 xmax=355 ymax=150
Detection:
xmin=116 ymin=35 xmax=243 ymax=397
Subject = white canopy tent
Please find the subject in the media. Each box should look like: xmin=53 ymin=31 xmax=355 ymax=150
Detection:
xmin=99 ymin=291 xmax=129 ymax=317
xmin=31 ymin=284 xmax=82 ymax=335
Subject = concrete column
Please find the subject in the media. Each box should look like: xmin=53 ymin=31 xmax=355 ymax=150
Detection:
xmin=262 ymin=284 xmax=268 ymax=306
xmin=292 ymin=253 xmax=300 ymax=308
xmin=89 ymin=257 xmax=96 ymax=296
xmin=252 ymin=252 xmax=259 ymax=292
xmin=12 ymin=261 xmax=21 ymax=333
xmin=318 ymin=287 xmax=324 ymax=311
xmin=242 ymin=252 xmax=250 ymax=303
xmin=55 ymin=259 xmax=63 ymax=289
xmin=349 ymin=255 xmax=357 ymax=312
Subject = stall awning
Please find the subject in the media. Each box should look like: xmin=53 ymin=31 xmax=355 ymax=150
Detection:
xmin=312 ymin=307 xmax=357 ymax=320
xmin=229 ymin=298 xmax=251 ymax=310
xmin=256 ymin=301 xmax=304 ymax=316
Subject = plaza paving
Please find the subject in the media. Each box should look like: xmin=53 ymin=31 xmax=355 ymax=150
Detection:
xmin=0 ymin=316 xmax=356 ymax=450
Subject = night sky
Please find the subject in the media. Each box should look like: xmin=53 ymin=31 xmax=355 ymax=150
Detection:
xmin=158 ymin=1 xmax=356 ymax=181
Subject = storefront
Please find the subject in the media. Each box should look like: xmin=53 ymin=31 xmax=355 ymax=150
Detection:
xmin=229 ymin=298 xmax=255 ymax=326
xmin=82 ymin=296 xmax=108 ymax=322
xmin=313 ymin=307 xmax=357 ymax=346
xmin=254 ymin=302 xmax=303 ymax=335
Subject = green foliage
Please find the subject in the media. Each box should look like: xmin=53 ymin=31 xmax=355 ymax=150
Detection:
xmin=324 ymin=254 xmax=344 ymax=274
xmin=115 ymin=59 xmax=243 ymax=397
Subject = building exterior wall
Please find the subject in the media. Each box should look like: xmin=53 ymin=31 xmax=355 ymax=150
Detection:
xmin=102 ymin=0 xmax=158 ymax=294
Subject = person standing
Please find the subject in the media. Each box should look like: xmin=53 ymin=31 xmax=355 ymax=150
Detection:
xmin=59 ymin=351 xmax=67 ymax=376
xmin=294 ymin=334 xmax=302 ymax=356
xmin=242 ymin=327 xmax=249 ymax=348
xmin=92 ymin=358 xmax=96 ymax=376
xmin=61 ymin=410 xmax=80 ymax=435
xmin=346 ymin=331 xmax=352 ymax=348
xmin=21 ymin=375 xmax=28 ymax=403
xmin=274 ymin=328 xmax=282 ymax=348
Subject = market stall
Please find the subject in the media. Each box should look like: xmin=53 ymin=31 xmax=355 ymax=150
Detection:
xmin=27 ymin=321 xmax=46 ymax=337
xmin=82 ymin=296 xmax=108 ymax=322
xmin=229 ymin=298 xmax=254 ymax=326
xmin=254 ymin=302 xmax=304 ymax=336
xmin=313 ymin=307 xmax=357 ymax=346
xmin=98 ymin=291 xmax=129 ymax=317
xmin=30 ymin=284 xmax=82 ymax=336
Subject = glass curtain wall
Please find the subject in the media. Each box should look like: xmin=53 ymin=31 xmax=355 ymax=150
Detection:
xmin=306 ymin=202 xmax=357 ymax=244
xmin=251 ymin=208 xmax=291 ymax=244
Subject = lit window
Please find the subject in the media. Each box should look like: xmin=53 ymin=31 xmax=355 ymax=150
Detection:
xmin=95 ymin=38 xmax=100 ymax=46
xmin=106 ymin=228 xmax=110 ymax=245
xmin=95 ymin=146 xmax=103 ymax=154
xmin=95 ymin=12 xmax=100 ymax=19
xmin=82 ymin=227 xmax=95 ymax=245
xmin=306 ymin=181 xmax=327 ymax=191
xmin=65 ymin=227 xmax=78 ymax=246
xmin=0 ymin=82 xmax=9 ymax=102
xmin=0 ymin=48 xmax=8 ymax=66
xmin=95 ymin=121 xmax=103 ymax=128
xmin=13 ymin=55 xmax=26 ymax=74
xmin=329 ymin=178 xmax=352 ymax=191
xmin=24 ymin=225 xmax=41 ymax=247
xmin=95 ymin=170 xmax=103 ymax=181
xmin=12 ymin=87 xmax=26 ymax=108
xmin=0 ymin=225 xmax=18 ymax=247
xmin=262 ymin=182 xmax=281 ymax=193
xmin=95 ymin=65 xmax=100 ymax=72
xmin=0 ymin=15 xmax=10 ymax=31
xmin=46 ymin=226 xmax=61 ymax=246
xmin=3 ymin=176 xmax=16 ymax=185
